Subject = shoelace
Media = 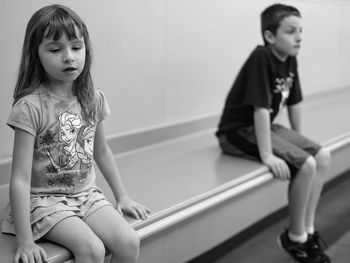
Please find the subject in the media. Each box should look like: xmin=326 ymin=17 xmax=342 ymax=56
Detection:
xmin=311 ymin=232 xmax=328 ymax=251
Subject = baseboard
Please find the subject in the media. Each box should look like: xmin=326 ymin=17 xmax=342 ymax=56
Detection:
xmin=106 ymin=113 xmax=219 ymax=155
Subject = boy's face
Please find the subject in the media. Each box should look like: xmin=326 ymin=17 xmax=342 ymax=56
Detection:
xmin=267 ymin=15 xmax=302 ymax=61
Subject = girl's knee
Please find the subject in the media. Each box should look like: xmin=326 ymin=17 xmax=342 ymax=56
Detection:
xmin=113 ymin=231 xmax=140 ymax=262
xmin=315 ymin=147 xmax=331 ymax=170
xmin=76 ymin=237 xmax=105 ymax=262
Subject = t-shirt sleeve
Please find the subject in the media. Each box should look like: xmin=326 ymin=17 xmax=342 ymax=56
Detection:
xmin=287 ymin=59 xmax=303 ymax=105
xmin=242 ymin=49 xmax=272 ymax=109
xmin=97 ymin=89 xmax=111 ymax=122
xmin=7 ymin=98 xmax=39 ymax=136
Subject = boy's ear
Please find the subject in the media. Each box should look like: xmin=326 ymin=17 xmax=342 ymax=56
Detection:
xmin=263 ymin=30 xmax=275 ymax=45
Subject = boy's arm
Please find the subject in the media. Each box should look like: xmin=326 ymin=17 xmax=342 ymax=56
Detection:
xmin=254 ymin=107 xmax=290 ymax=180
xmin=287 ymin=103 xmax=302 ymax=132
xmin=93 ymin=121 xmax=150 ymax=220
xmin=10 ymin=128 xmax=47 ymax=262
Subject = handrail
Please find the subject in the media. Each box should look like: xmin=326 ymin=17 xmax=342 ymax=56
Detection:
xmin=132 ymin=166 xmax=269 ymax=230
xmin=137 ymin=173 xmax=274 ymax=239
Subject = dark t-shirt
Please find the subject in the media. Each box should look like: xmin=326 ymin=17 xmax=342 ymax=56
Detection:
xmin=216 ymin=45 xmax=303 ymax=136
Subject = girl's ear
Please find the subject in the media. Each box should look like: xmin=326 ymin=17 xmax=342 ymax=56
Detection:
xmin=263 ymin=30 xmax=275 ymax=45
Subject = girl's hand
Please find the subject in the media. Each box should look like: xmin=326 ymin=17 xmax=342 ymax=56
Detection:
xmin=116 ymin=196 xmax=151 ymax=220
xmin=15 ymin=240 xmax=48 ymax=263
xmin=262 ymin=154 xmax=291 ymax=180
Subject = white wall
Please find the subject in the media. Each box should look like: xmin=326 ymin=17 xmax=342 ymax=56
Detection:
xmin=1 ymin=0 xmax=350 ymax=159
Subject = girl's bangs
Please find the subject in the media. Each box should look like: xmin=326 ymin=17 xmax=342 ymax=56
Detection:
xmin=43 ymin=15 xmax=83 ymax=41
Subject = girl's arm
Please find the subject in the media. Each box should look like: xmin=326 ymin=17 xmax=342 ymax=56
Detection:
xmin=10 ymin=128 xmax=47 ymax=263
xmin=287 ymin=103 xmax=302 ymax=132
xmin=93 ymin=121 xmax=150 ymax=220
xmin=254 ymin=107 xmax=290 ymax=180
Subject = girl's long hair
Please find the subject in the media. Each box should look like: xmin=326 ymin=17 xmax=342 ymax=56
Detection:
xmin=14 ymin=4 xmax=100 ymax=123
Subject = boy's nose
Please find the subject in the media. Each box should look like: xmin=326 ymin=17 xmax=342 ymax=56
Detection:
xmin=296 ymin=32 xmax=302 ymax=42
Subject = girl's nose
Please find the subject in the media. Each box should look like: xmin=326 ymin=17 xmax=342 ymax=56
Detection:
xmin=63 ymin=49 xmax=74 ymax=63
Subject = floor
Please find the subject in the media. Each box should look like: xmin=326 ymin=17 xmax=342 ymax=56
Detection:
xmin=189 ymin=170 xmax=350 ymax=263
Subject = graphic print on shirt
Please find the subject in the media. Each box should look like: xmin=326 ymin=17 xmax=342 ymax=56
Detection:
xmin=39 ymin=111 xmax=94 ymax=190
xmin=273 ymin=72 xmax=295 ymax=112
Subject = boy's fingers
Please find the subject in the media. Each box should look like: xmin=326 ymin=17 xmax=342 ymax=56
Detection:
xmin=21 ymin=253 xmax=29 ymax=263
xmin=14 ymin=253 xmax=20 ymax=263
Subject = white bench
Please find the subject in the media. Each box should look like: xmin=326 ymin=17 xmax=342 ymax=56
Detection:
xmin=1 ymin=88 xmax=350 ymax=263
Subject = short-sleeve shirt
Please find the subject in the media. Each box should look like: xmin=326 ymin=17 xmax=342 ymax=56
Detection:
xmin=216 ymin=45 xmax=303 ymax=136
xmin=7 ymin=87 xmax=110 ymax=195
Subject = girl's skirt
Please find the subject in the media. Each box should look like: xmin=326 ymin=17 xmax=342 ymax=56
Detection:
xmin=1 ymin=187 xmax=113 ymax=240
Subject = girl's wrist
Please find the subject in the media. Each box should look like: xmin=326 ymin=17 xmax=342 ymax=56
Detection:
xmin=115 ymin=192 xmax=130 ymax=202
xmin=17 ymin=236 xmax=35 ymax=246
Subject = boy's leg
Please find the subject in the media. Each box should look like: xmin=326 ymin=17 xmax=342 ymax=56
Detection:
xmin=288 ymin=156 xmax=316 ymax=237
xmin=84 ymin=206 xmax=140 ymax=263
xmin=221 ymin=126 xmax=316 ymax=238
xmin=271 ymin=125 xmax=330 ymax=234
xmin=305 ymin=148 xmax=331 ymax=232
xmin=44 ymin=216 xmax=105 ymax=263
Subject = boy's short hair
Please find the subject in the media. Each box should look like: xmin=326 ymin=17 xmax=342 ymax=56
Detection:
xmin=261 ymin=4 xmax=301 ymax=45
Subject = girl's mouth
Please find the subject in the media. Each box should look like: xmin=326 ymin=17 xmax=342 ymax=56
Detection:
xmin=63 ymin=67 xmax=77 ymax=72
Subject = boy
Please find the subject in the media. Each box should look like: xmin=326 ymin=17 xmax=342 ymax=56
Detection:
xmin=216 ymin=4 xmax=331 ymax=263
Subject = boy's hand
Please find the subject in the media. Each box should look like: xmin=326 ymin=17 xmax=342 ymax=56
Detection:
xmin=15 ymin=240 xmax=48 ymax=263
xmin=262 ymin=154 xmax=291 ymax=180
xmin=116 ymin=196 xmax=151 ymax=220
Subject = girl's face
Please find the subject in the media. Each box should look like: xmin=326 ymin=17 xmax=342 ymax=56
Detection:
xmin=38 ymin=28 xmax=86 ymax=86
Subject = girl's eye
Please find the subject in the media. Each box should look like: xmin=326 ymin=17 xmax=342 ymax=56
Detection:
xmin=49 ymin=48 xmax=60 ymax=53
xmin=73 ymin=46 xmax=82 ymax=51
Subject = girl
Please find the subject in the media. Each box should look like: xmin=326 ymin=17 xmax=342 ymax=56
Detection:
xmin=1 ymin=4 xmax=150 ymax=263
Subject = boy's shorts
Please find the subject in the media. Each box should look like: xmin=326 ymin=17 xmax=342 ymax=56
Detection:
xmin=218 ymin=123 xmax=322 ymax=175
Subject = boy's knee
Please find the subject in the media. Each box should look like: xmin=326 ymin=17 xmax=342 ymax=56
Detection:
xmin=315 ymin=147 xmax=331 ymax=169
xmin=300 ymin=156 xmax=317 ymax=176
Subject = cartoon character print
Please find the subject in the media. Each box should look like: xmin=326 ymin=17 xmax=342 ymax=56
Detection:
xmin=40 ymin=111 xmax=95 ymax=190
xmin=273 ymin=72 xmax=295 ymax=111
xmin=44 ymin=111 xmax=82 ymax=171
xmin=77 ymin=125 xmax=95 ymax=170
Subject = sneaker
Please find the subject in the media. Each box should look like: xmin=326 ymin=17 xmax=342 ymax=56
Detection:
xmin=308 ymin=231 xmax=327 ymax=252
xmin=278 ymin=229 xmax=331 ymax=263
xmin=307 ymin=232 xmax=331 ymax=263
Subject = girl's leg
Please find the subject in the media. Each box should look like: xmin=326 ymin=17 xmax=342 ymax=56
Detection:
xmin=305 ymin=148 xmax=331 ymax=230
xmin=44 ymin=216 xmax=105 ymax=263
xmin=288 ymin=156 xmax=316 ymax=236
xmin=84 ymin=206 xmax=140 ymax=263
